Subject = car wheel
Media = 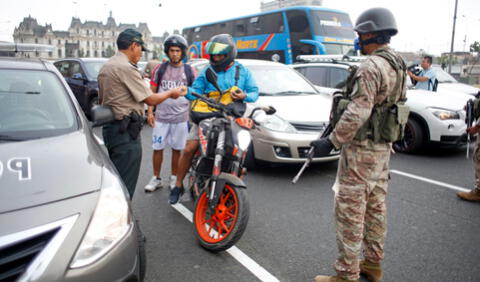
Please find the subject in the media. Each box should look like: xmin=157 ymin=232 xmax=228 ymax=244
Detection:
xmin=244 ymin=144 xmax=256 ymax=170
xmin=394 ymin=118 xmax=424 ymax=153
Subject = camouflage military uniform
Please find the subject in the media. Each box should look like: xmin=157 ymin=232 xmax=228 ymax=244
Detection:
xmin=328 ymin=46 xmax=406 ymax=281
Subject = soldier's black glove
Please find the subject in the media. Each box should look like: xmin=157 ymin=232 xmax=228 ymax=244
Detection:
xmin=310 ymin=137 xmax=334 ymax=156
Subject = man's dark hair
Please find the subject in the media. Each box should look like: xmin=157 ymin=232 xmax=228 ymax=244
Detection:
xmin=423 ymin=55 xmax=433 ymax=64
xmin=117 ymin=39 xmax=133 ymax=50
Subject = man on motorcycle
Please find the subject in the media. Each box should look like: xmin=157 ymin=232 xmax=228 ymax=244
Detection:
xmin=169 ymin=33 xmax=259 ymax=204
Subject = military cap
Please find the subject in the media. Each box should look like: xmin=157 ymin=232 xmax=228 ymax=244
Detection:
xmin=117 ymin=28 xmax=149 ymax=51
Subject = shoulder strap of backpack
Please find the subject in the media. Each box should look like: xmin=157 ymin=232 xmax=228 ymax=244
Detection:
xmin=155 ymin=62 xmax=169 ymax=92
xmin=184 ymin=64 xmax=194 ymax=86
xmin=235 ymin=65 xmax=241 ymax=86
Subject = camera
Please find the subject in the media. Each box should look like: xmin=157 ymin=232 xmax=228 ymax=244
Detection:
xmin=407 ymin=64 xmax=422 ymax=85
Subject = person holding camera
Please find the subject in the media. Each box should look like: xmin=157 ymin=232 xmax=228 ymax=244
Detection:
xmin=407 ymin=55 xmax=437 ymax=91
xmin=98 ymin=28 xmax=186 ymax=199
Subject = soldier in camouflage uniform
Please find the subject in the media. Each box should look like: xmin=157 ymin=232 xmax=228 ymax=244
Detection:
xmin=311 ymin=8 xmax=408 ymax=282
xmin=457 ymin=98 xmax=480 ymax=202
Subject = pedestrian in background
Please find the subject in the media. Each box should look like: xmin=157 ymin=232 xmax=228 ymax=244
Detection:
xmin=98 ymin=28 xmax=186 ymax=199
xmin=311 ymin=8 xmax=408 ymax=282
xmin=144 ymin=34 xmax=196 ymax=192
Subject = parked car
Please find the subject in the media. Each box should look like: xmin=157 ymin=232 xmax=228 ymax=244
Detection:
xmin=292 ymin=55 xmax=472 ymax=153
xmin=189 ymin=58 xmax=339 ymax=167
xmin=0 ymin=56 xmax=145 ymax=281
xmin=54 ymin=58 xmax=107 ymax=117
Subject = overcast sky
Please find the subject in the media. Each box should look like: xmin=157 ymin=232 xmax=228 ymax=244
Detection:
xmin=0 ymin=0 xmax=479 ymax=56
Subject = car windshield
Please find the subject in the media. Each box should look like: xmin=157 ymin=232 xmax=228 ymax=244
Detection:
xmin=84 ymin=61 xmax=106 ymax=80
xmin=433 ymin=67 xmax=458 ymax=83
xmin=249 ymin=65 xmax=318 ymax=96
xmin=0 ymin=69 xmax=77 ymax=141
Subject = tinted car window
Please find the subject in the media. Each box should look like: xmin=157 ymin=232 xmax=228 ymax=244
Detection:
xmin=54 ymin=61 xmax=71 ymax=78
xmin=71 ymin=61 xmax=84 ymax=76
xmin=84 ymin=61 xmax=105 ymax=80
xmin=0 ymin=69 xmax=77 ymax=141
xmin=297 ymin=66 xmax=328 ymax=87
xmin=249 ymin=65 xmax=318 ymax=95
xmin=329 ymin=67 xmax=349 ymax=88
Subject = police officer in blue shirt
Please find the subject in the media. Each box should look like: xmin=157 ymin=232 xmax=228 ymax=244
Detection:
xmin=408 ymin=55 xmax=437 ymax=91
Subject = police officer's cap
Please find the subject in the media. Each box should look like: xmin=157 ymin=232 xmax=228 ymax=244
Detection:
xmin=118 ymin=28 xmax=149 ymax=51
xmin=355 ymin=7 xmax=398 ymax=36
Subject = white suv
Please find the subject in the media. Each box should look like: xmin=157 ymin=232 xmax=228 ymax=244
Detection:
xmin=292 ymin=55 xmax=472 ymax=153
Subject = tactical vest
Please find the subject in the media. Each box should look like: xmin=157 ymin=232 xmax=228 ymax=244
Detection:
xmin=331 ymin=49 xmax=410 ymax=143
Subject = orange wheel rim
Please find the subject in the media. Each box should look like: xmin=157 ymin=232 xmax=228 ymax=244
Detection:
xmin=195 ymin=184 xmax=238 ymax=243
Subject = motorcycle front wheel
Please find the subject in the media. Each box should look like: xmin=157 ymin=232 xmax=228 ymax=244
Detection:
xmin=193 ymin=184 xmax=249 ymax=252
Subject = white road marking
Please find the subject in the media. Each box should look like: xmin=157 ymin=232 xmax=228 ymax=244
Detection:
xmin=171 ymin=203 xmax=281 ymax=282
xmin=390 ymin=169 xmax=470 ymax=193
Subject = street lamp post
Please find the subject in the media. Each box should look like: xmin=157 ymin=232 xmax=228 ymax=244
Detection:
xmin=448 ymin=0 xmax=458 ymax=74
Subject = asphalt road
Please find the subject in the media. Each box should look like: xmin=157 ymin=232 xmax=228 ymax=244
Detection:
xmin=129 ymin=126 xmax=480 ymax=282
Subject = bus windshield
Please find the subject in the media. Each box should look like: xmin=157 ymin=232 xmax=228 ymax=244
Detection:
xmin=310 ymin=10 xmax=355 ymax=39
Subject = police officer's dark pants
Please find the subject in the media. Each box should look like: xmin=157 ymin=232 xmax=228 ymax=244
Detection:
xmin=102 ymin=122 xmax=142 ymax=199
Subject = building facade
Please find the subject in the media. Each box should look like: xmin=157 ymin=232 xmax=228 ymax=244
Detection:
xmin=13 ymin=12 xmax=163 ymax=60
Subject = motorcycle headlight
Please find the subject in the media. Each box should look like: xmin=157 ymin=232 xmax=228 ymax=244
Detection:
xmin=428 ymin=108 xmax=460 ymax=120
xmin=70 ymin=168 xmax=132 ymax=268
xmin=261 ymin=114 xmax=296 ymax=133
xmin=237 ymin=129 xmax=251 ymax=151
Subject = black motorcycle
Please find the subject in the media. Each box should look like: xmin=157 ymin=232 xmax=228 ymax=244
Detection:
xmin=188 ymin=68 xmax=275 ymax=252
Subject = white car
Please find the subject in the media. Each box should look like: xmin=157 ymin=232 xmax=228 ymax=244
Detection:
xmin=293 ymin=56 xmax=471 ymax=153
xmin=433 ymin=66 xmax=480 ymax=96
xmin=189 ymin=58 xmax=339 ymax=167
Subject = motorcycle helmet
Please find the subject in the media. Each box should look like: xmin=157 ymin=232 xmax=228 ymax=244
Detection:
xmin=205 ymin=34 xmax=237 ymax=72
xmin=164 ymin=34 xmax=188 ymax=61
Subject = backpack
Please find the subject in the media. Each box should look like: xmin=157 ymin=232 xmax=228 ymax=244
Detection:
xmin=429 ymin=78 xmax=438 ymax=92
xmin=154 ymin=62 xmax=195 ymax=91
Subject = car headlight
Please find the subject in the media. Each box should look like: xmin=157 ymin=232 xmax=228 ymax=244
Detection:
xmin=70 ymin=168 xmax=132 ymax=268
xmin=237 ymin=129 xmax=251 ymax=151
xmin=261 ymin=114 xmax=296 ymax=133
xmin=428 ymin=108 xmax=460 ymax=120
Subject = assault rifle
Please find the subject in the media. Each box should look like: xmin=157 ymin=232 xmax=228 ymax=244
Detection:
xmin=292 ymin=123 xmax=333 ymax=184
xmin=465 ymin=99 xmax=474 ymax=159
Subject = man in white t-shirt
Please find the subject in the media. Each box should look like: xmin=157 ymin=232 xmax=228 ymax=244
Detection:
xmin=144 ymin=34 xmax=196 ymax=192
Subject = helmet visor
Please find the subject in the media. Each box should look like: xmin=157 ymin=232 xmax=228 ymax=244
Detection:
xmin=205 ymin=42 xmax=232 ymax=55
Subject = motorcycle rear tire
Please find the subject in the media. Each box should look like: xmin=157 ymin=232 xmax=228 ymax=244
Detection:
xmin=193 ymin=184 xmax=249 ymax=252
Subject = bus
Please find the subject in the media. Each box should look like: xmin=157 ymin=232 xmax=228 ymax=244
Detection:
xmin=182 ymin=6 xmax=355 ymax=64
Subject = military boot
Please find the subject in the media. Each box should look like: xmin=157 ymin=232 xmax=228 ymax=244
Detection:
xmin=359 ymin=260 xmax=383 ymax=282
xmin=314 ymin=275 xmax=356 ymax=282
xmin=457 ymin=189 xmax=480 ymax=202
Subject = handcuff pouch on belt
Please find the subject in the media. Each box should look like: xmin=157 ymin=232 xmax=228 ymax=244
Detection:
xmin=119 ymin=112 xmax=143 ymax=140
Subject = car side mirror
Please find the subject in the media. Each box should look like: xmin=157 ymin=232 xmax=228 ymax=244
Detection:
xmin=72 ymin=72 xmax=86 ymax=80
xmin=90 ymin=105 xmax=114 ymax=127
xmin=205 ymin=68 xmax=222 ymax=93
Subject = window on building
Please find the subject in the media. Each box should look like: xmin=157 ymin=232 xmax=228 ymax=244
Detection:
xmin=48 ymin=39 xmax=52 ymax=44
xmin=86 ymin=50 xmax=90 ymax=57
xmin=102 ymin=31 xmax=104 ymax=36
xmin=58 ymin=49 xmax=62 ymax=58
xmin=77 ymin=28 xmax=79 ymax=33
xmin=86 ymin=30 xmax=89 ymax=35
xmin=48 ymin=51 xmax=52 ymax=58
xmin=58 ymin=39 xmax=61 ymax=45
xmin=94 ymin=29 xmax=96 ymax=36
xmin=35 ymin=38 xmax=38 ymax=43
xmin=87 ymin=41 xmax=90 ymax=47
xmin=102 ymin=41 xmax=104 ymax=47
xmin=94 ymin=50 xmax=98 ymax=57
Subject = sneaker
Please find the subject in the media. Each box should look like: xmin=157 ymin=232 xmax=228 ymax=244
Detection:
xmin=169 ymin=175 xmax=177 ymax=190
xmin=144 ymin=176 xmax=162 ymax=192
xmin=169 ymin=186 xmax=184 ymax=204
